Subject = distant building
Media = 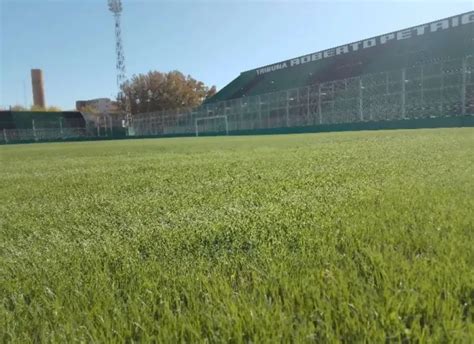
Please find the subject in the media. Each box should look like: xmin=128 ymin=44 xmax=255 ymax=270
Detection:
xmin=76 ymin=98 xmax=126 ymax=134
xmin=76 ymin=98 xmax=120 ymax=114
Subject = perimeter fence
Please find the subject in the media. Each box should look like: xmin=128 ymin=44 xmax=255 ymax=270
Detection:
xmin=132 ymin=56 xmax=474 ymax=136
xmin=2 ymin=56 xmax=473 ymax=144
xmin=1 ymin=114 xmax=125 ymax=144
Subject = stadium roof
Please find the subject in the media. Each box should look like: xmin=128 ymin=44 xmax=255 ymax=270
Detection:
xmin=207 ymin=11 xmax=474 ymax=103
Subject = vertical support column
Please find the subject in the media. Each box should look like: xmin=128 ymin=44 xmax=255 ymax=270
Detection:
xmin=128 ymin=114 xmax=132 ymax=136
xmin=195 ymin=119 xmax=199 ymax=137
xmin=359 ymin=77 xmax=364 ymax=121
xmin=32 ymin=119 xmax=37 ymax=141
xmin=401 ymin=68 xmax=406 ymax=119
xmin=59 ymin=118 xmax=64 ymax=137
xmin=285 ymin=90 xmax=290 ymax=127
xmin=420 ymin=65 xmax=424 ymax=104
xmin=381 ymin=72 xmax=389 ymax=121
xmin=331 ymin=83 xmax=335 ymax=115
xmin=224 ymin=116 xmax=229 ymax=135
xmin=318 ymin=84 xmax=322 ymax=125
xmin=462 ymin=57 xmax=467 ymax=115
xmin=239 ymin=98 xmax=243 ymax=130
xmin=296 ymin=88 xmax=299 ymax=126
xmin=345 ymin=79 xmax=349 ymax=123
xmin=258 ymin=95 xmax=262 ymax=129
xmin=440 ymin=65 xmax=445 ymax=116
xmin=306 ymin=86 xmax=310 ymax=125
xmin=3 ymin=129 xmax=8 ymax=144
xmin=149 ymin=115 xmax=153 ymax=135
xmin=110 ymin=116 xmax=114 ymax=137
xmin=160 ymin=111 xmax=166 ymax=135
xmin=104 ymin=115 xmax=108 ymax=137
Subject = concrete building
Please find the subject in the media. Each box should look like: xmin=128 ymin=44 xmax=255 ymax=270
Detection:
xmin=76 ymin=98 xmax=119 ymax=114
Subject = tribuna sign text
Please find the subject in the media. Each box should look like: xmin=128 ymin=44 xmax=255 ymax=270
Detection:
xmin=255 ymin=12 xmax=474 ymax=76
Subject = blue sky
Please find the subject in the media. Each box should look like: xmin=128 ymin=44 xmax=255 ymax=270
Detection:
xmin=1 ymin=0 xmax=472 ymax=110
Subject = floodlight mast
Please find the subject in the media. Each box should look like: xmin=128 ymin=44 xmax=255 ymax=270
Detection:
xmin=108 ymin=0 xmax=126 ymax=88
xmin=108 ymin=0 xmax=130 ymax=122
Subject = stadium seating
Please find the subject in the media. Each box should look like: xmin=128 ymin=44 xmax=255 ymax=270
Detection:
xmin=208 ymin=15 xmax=474 ymax=104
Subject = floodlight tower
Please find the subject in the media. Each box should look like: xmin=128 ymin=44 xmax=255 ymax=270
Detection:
xmin=108 ymin=0 xmax=126 ymax=89
xmin=107 ymin=0 xmax=132 ymax=127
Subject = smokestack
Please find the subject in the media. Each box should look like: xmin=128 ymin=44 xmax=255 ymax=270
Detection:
xmin=31 ymin=69 xmax=46 ymax=108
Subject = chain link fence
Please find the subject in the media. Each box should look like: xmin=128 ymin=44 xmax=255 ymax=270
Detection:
xmin=2 ymin=56 xmax=472 ymax=144
xmin=132 ymin=56 xmax=474 ymax=136
xmin=1 ymin=114 xmax=127 ymax=144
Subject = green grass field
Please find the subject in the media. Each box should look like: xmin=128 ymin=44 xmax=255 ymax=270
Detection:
xmin=1 ymin=128 xmax=473 ymax=342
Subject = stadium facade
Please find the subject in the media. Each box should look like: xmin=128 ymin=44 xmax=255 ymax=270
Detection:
xmin=130 ymin=11 xmax=473 ymax=137
xmin=208 ymin=12 xmax=474 ymax=103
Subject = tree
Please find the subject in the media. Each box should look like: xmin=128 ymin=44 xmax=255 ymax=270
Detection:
xmin=118 ymin=70 xmax=217 ymax=115
xmin=206 ymin=85 xmax=217 ymax=99
xmin=78 ymin=104 xmax=100 ymax=115
xmin=46 ymin=105 xmax=62 ymax=112
xmin=30 ymin=105 xmax=62 ymax=112
xmin=11 ymin=105 xmax=27 ymax=111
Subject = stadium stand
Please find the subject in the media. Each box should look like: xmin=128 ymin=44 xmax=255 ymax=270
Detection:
xmin=0 ymin=111 xmax=87 ymax=143
xmin=208 ymin=12 xmax=474 ymax=103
